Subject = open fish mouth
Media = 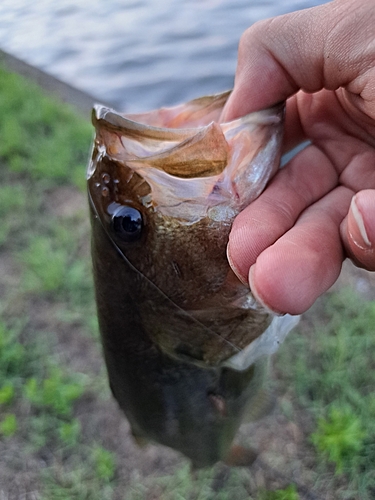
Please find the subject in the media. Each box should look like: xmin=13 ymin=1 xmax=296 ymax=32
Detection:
xmin=88 ymin=91 xmax=285 ymax=224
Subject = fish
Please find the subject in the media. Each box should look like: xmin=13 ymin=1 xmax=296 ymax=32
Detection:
xmin=87 ymin=91 xmax=299 ymax=468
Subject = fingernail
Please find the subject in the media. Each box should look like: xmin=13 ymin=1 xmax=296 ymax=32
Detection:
xmin=249 ymin=265 xmax=283 ymax=316
xmin=226 ymin=243 xmax=248 ymax=285
xmin=349 ymin=195 xmax=372 ymax=249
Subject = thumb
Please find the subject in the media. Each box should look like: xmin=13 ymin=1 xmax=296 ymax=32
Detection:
xmin=341 ymin=190 xmax=375 ymax=271
xmin=221 ymin=0 xmax=375 ymax=121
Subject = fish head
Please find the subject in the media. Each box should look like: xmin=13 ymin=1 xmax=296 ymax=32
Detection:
xmin=88 ymin=91 xmax=285 ymax=366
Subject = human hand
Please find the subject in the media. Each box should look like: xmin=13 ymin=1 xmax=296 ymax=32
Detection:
xmin=221 ymin=0 xmax=375 ymax=315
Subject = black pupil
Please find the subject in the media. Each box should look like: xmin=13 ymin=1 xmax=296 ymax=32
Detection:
xmin=112 ymin=206 xmax=143 ymax=242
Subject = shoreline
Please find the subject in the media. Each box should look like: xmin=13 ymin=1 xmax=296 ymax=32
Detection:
xmin=0 ymin=48 xmax=112 ymax=118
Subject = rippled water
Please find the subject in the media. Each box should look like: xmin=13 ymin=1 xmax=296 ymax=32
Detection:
xmin=0 ymin=0 xmax=325 ymax=111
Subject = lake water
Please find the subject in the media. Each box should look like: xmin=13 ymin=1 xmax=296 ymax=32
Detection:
xmin=0 ymin=0 xmax=325 ymax=112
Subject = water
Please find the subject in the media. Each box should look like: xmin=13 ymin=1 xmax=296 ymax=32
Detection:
xmin=0 ymin=0 xmax=325 ymax=112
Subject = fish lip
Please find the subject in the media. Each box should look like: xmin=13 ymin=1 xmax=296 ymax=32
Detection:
xmin=92 ymin=104 xmax=200 ymax=141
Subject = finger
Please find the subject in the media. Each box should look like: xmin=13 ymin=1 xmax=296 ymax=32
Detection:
xmin=227 ymin=144 xmax=338 ymax=283
xmin=249 ymin=186 xmax=354 ymax=315
xmin=341 ymin=190 xmax=375 ymax=271
xmin=221 ymin=0 xmax=375 ymax=120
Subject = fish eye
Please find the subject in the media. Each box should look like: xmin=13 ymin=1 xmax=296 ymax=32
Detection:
xmin=111 ymin=205 xmax=143 ymax=242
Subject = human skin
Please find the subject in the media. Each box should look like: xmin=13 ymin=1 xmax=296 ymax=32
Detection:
xmin=221 ymin=0 xmax=375 ymax=315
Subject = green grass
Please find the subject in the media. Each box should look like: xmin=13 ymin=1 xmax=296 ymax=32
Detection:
xmin=0 ymin=65 xmax=113 ymax=497
xmin=1 ymin=63 xmax=375 ymax=499
xmin=125 ymin=465 xmax=301 ymax=500
xmin=277 ymin=288 xmax=375 ymax=496
xmin=0 ymin=413 xmax=17 ymax=437
xmin=260 ymin=484 xmax=299 ymax=500
xmin=125 ymin=464 xmax=255 ymax=500
xmin=311 ymin=404 xmax=366 ymax=474
xmin=0 ymin=67 xmax=91 ymax=189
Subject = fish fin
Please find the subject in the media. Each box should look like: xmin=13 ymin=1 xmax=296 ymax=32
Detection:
xmin=242 ymin=359 xmax=276 ymax=422
xmin=243 ymin=387 xmax=276 ymax=423
xmin=131 ymin=429 xmax=149 ymax=448
xmin=208 ymin=393 xmax=227 ymax=417
xmin=224 ymin=445 xmax=257 ymax=467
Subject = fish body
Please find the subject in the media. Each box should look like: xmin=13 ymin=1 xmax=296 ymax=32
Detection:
xmin=88 ymin=91 xmax=298 ymax=467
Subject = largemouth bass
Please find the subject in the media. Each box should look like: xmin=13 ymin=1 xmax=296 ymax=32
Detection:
xmin=87 ymin=91 xmax=299 ymax=468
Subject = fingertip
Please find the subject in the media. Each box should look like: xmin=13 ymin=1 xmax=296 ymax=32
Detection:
xmin=248 ymin=254 xmax=311 ymax=316
xmin=220 ymin=92 xmax=238 ymax=123
xmin=345 ymin=191 xmax=375 ymax=271
xmin=227 ymin=215 xmax=267 ymax=285
xmin=248 ymin=241 xmax=341 ymax=316
xmin=248 ymin=264 xmax=282 ymax=315
xmin=349 ymin=193 xmax=372 ymax=247
xmin=226 ymin=242 xmax=249 ymax=286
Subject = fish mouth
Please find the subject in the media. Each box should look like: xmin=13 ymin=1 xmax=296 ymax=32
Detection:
xmin=88 ymin=91 xmax=285 ymax=224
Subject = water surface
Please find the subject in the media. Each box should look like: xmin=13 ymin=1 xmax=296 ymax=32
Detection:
xmin=0 ymin=0 xmax=325 ymax=111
